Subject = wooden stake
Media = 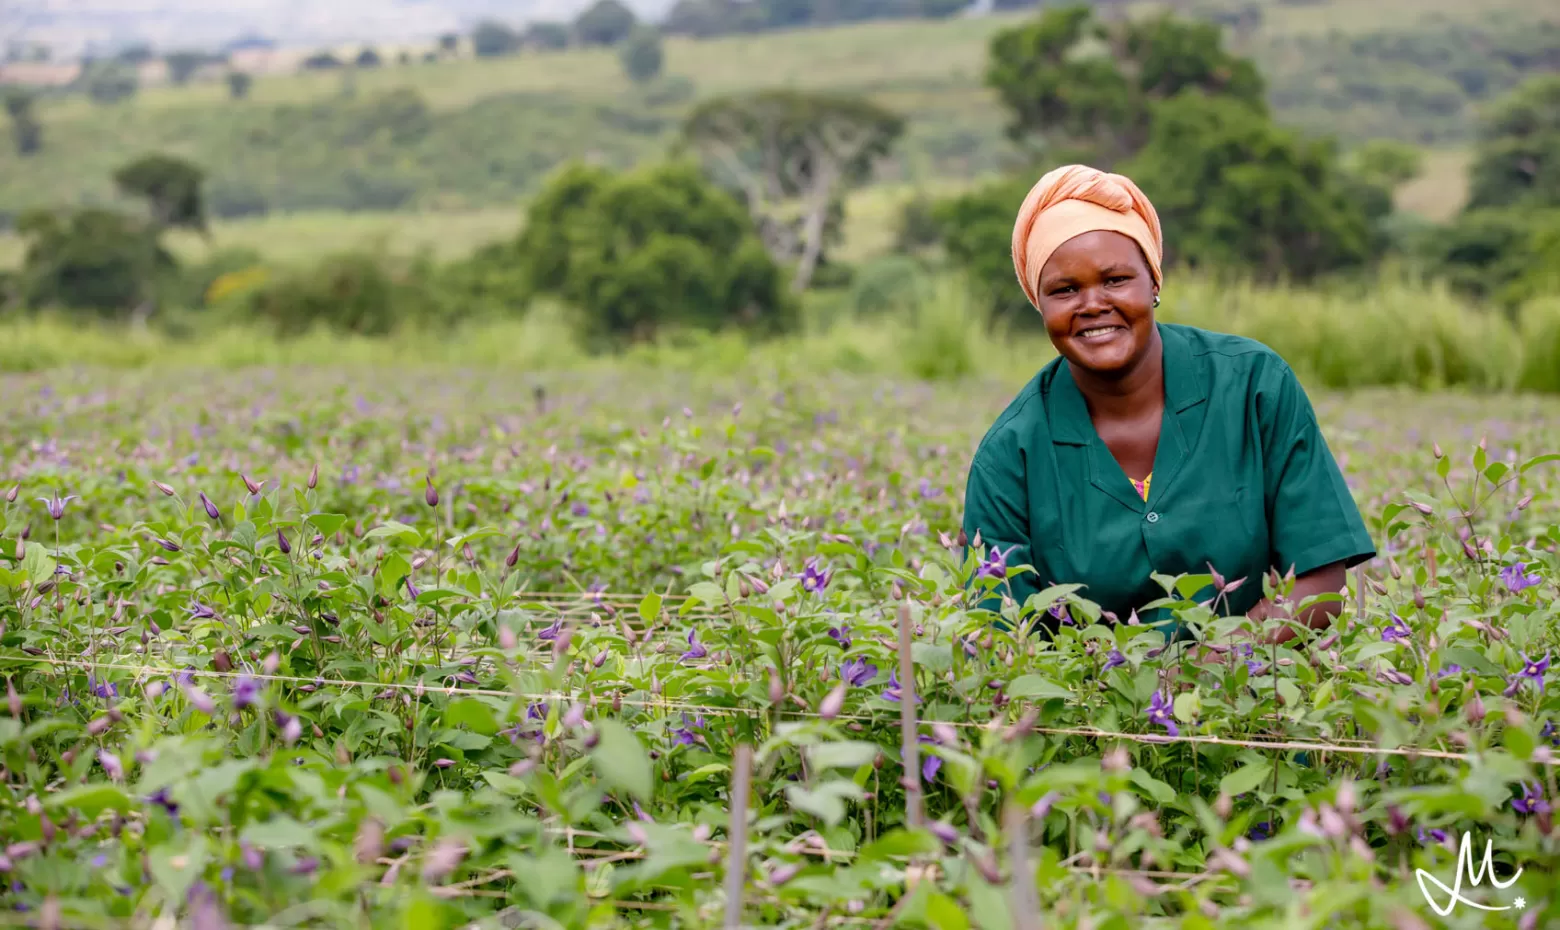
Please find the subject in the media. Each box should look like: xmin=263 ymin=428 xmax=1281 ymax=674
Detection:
xmin=1005 ymin=801 xmax=1042 ymax=930
xmin=897 ymin=602 xmax=923 ymax=828
xmin=724 ymin=744 xmax=753 ymax=930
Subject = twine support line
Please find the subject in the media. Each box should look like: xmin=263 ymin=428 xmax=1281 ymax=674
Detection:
xmin=6 ymin=657 xmax=1542 ymax=766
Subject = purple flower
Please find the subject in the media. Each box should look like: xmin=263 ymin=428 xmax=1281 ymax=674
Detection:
xmin=1102 ymin=650 xmax=1126 ymax=671
xmin=1417 ymin=827 xmax=1448 ymax=846
xmin=527 ymin=702 xmax=549 ymax=722
xmin=1049 ymin=602 xmax=1072 ymax=625
xmin=976 ymin=546 xmax=1008 ymax=582
xmin=799 ymin=559 xmax=831 ymax=594
xmin=187 ymin=602 xmax=217 ymax=621
xmin=1245 ymin=658 xmax=1269 ymax=676
xmin=1145 ymin=690 xmax=1179 ymax=737
xmin=672 ymin=714 xmax=706 ymax=746
xmin=231 ymin=676 xmax=260 ymax=710
xmin=922 ymin=751 xmax=941 ymax=784
xmin=571 ymin=501 xmax=589 ymax=518
xmin=1248 ymin=821 xmax=1273 ymax=841
xmin=37 ymin=492 xmax=76 ymax=520
xmin=1382 ymin=614 xmax=1412 ymax=643
xmin=198 ymin=491 xmax=221 ymax=522
xmin=1542 ymin=720 xmax=1559 ymax=747
xmin=1500 ymin=561 xmax=1542 ymax=594
xmin=537 ymin=619 xmax=562 ymax=641
xmin=1512 ymin=782 xmax=1550 ymax=815
xmin=87 ymin=674 xmax=117 ymax=700
xmin=827 ymin=625 xmax=851 ymax=650
xmin=98 ymin=750 xmax=123 ymax=781
xmin=1435 ymin=664 xmax=1463 ymax=680
xmin=841 ymin=659 xmax=878 ymax=688
xmin=273 ymin=711 xmax=301 ymax=745
xmin=882 ymin=670 xmax=919 ymax=704
xmin=1504 ymin=652 xmax=1551 ymax=697
xmin=147 ymin=787 xmax=179 ymax=817
xmin=406 ymin=578 xmax=421 ymax=600
xmin=681 ymin=628 xmax=707 ymax=662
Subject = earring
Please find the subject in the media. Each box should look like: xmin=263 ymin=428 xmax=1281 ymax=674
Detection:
xmin=1152 ymin=293 xmax=1160 ymax=308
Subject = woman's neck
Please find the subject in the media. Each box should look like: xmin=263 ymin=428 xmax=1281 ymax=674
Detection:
xmin=1071 ymin=326 xmax=1166 ymax=420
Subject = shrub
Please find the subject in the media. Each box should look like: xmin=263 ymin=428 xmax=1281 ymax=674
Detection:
xmin=15 ymin=208 xmax=171 ymax=316
xmin=517 ymin=160 xmax=795 ymax=349
xmin=242 ymin=251 xmax=433 ymax=337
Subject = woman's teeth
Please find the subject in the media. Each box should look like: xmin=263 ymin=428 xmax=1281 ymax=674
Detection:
xmin=1077 ymin=326 xmax=1124 ymax=341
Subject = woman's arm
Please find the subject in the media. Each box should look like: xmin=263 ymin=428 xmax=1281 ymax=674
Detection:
xmin=1243 ymin=559 xmax=1348 ymax=645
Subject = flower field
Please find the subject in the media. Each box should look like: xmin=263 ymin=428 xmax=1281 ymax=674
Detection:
xmin=2 ymin=364 xmax=1559 ymax=929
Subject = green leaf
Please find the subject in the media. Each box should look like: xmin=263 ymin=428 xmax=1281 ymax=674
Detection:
xmin=482 ymin=771 xmax=530 ymax=797
xmin=1436 ymin=455 xmax=1451 ymax=479
xmin=1219 ymin=760 xmax=1273 ymax=797
xmin=1173 ymin=689 xmax=1200 ymax=723
xmin=809 ymin=740 xmax=880 ymax=770
xmin=1128 ymin=768 xmax=1176 ymax=804
xmin=925 ymin=891 xmax=971 ymax=930
xmin=785 ymin=780 xmax=862 ymax=827
xmin=364 ymin=521 xmax=423 ymax=547
xmin=45 ymin=782 xmax=132 ymax=816
xmin=592 ymin=719 xmax=652 ymax=803
xmin=21 ymin=543 xmax=55 ymax=584
xmin=149 ymin=836 xmax=208 ymax=905
xmin=857 ymin=827 xmax=940 ymax=862
xmin=1504 ymin=725 xmax=1536 ymax=761
xmin=1521 ymin=453 xmax=1560 ymax=473
xmin=1484 ymin=462 xmax=1509 ymax=484
xmin=639 ymin=593 xmax=662 ymax=625
xmin=442 ymin=698 xmax=500 ymax=735
xmin=306 ymin=513 xmax=348 ymax=539
xmin=1006 ymin=675 xmax=1073 ymax=702
xmin=241 ymin=816 xmax=315 ymax=849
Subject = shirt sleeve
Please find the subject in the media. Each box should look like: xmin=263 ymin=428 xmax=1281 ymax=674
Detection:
xmin=960 ymin=448 xmax=1041 ymax=618
xmin=1258 ymin=359 xmax=1377 ymax=578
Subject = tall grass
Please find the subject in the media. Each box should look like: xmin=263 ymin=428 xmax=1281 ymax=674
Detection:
xmin=5 ymin=271 xmax=1559 ymax=396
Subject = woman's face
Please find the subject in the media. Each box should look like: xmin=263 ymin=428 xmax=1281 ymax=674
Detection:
xmin=1034 ymin=230 xmax=1159 ymax=379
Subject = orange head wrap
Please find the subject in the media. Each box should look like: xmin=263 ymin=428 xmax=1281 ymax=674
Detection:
xmin=1010 ymin=164 xmax=1164 ymax=311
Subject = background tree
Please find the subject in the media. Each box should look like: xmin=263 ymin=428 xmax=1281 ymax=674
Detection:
xmin=472 ymin=20 xmax=522 ymax=58
xmin=574 ymin=0 xmax=639 ymax=47
xmin=356 ymin=48 xmax=382 ymax=68
xmin=81 ymin=60 xmax=138 ymax=104
xmin=113 ymin=153 xmax=209 ymax=236
xmin=681 ymin=90 xmax=904 ymax=292
xmin=985 ymin=3 xmax=1264 ymax=165
xmin=515 ymin=160 xmax=794 ymax=347
xmin=525 ymin=22 xmax=572 ymax=50
xmin=3 ymin=89 xmax=41 ymax=156
xmin=620 ymin=26 xmax=664 ymax=84
xmin=438 ymin=32 xmax=461 ymax=55
xmin=15 ymin=208 xmax=172 ymax=316
xmin=226 ymin=71 xmax=253 ymax=100
xmin=164 ymin=50 xmax=210 ymax=85
xmin=1465 ymin=75 xmax=1560 ymax=212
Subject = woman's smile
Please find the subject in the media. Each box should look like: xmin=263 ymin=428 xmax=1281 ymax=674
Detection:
xmin=1074 ymin=323 xmax=1127 ymax=343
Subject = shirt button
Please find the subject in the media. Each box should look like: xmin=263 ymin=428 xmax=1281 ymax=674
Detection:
xmin=1146 ymin=512 xmax=1160 ymax=523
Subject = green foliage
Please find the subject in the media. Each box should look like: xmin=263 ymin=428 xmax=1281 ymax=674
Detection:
xmin=3 ymin=89 xmax=41 ymax=156
xmin=164 ymin=50 xmax=213 ymax=85
xmin=1466 ymin=74 xmax=1560 ymax=211
xmin=525 ymin=22 xmax=573 ymax=50
xmin=574 ymin=0 xmax=639 ymax=46
xmin=1345 ymin=139 xmax=1424 ymax=191
xmin=241 ymin=250 xmax=435 ymax=337
xmin=924 ymin=174 xmax=1041 ymax=323
xmin=472 ymin=20 xmax=524 ymax=58
xmin=113 ymin=153 xmax=209 ymax=235
xmin=1121 ymin=92 xmax=1390 ymax=282
xmin=80 ymin=60 xmax=138 ymax=105
xmin=985 ymin=4 xmax=1265 ymax=163
xmin=1432 ymin=207 xmax=1560 ymax=309
xmin=620 ymin=27 xmax=665 ymax=84
xmin=517 ymin=159 xmax=795 ymax=346
xmin=14 ymin=207 xmax=171 ymax=314
xmin=226 ymin=71 xmax=253 ymax=100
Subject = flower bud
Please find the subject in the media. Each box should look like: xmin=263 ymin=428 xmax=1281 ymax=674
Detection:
xmin=769 ymin=668 xmax=784 ymax=705
xmin=3 ymin=485 xmax=16 ymax=503
xmin=424 ymin=476 xmax=439 ymax=508
xmin=1464 ymin=692 xmax=1485 ymax=724
xmin=818 ymin=682 xmax=846 ymax=720
xmin=277 ymin=529 xmax=291 ymax=555
xmin=198 ymin=491 xmax=220 ymax=521
xmin=242 ymin=474 xmax=262 ymax=495
xmin=505 ymin=542 xmax=521 ymax=569
xmin=307 ymin=464 xmax=319 ymax=489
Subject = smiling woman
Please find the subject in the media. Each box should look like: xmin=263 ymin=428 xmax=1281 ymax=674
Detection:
xmin=962 ymin=164 xmax=1377 ymax=645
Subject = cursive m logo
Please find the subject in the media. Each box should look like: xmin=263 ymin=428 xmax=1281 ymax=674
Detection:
xmin=1415 ymin=832 xmax=1525 ymax=915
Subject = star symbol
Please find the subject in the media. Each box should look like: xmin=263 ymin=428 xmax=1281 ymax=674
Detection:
xmin=1514 ymin=896 xmax=1526 ymax=910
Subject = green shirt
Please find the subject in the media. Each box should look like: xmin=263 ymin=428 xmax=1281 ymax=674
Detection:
xmin=961 ymin=322 xmax=1376 ymax=638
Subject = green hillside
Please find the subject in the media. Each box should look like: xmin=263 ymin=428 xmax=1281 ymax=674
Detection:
xmin=0 ymin=0 xmax=1554 ymax=222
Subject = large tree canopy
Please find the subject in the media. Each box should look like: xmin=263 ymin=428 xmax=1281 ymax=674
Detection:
xmin=1465 ymin=74 xmax=1560 ymax=212
xmin=680 ymin=90 xmax=903 ymax=292
xmin=516 ymin=160 xmax=795 ymax=346
xmin=985 ymin=4 xmax=1265 ymax=165
xmin=113 ymin=153 xmax=209 ymax=236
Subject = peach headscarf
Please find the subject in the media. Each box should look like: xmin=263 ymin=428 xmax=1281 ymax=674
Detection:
xmin=1010 ymin=165 xmax=1164 ymax=310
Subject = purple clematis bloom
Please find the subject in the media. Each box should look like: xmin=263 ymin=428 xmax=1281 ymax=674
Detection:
xmin=841 ymin=658 xmax=878 ymax=688
xmin=681 ymin=628 xmax=707 ymax=662
xmin=918 ymin=736 xmax=942 ymax=783
xmin=977 ymin=546 xmax=1009 ymax=582
xmin=1102 ymin=650 xmax=1127 ymax=671
xmin=1512 ymin=782 xmax=1550 ymax=815
xmin=537 ymin=619 xmax=562 ymax=641
xmin=1146 ymin=690 xmax=1179 ymax=737
xmin=1542 ymin=720 xmax=1559 ymax=747
xmin=37 ymin=493 xmax=76 ymax=521
xmin=882 ymin=670 xmax=919 ymax=704
xmin=1500 ymin=561 xmax=1542 ymax=594
xmin=799 ymin=558 xmax=831 ymax=594
xmin=1382 ymin=614 xmax=1412 ymax=643
xmin=147 ymin=787 xmax=179 ymax=817
xmin=1049 ymin=602 xmax=1072 ymax=625
xmin=187 ymin=602 xmax=217 ymax=621
xmin=231 ymin=676 xmax=259 ymax=711
xmin=1504 ymin=652 xmax=1551 ymax=697
xmin=672 ymin=714 xmax=706 ymax=746
xmin=1417 ymin=827 xmax=1449 ymax=846
xmin=827 ymin=625 xmax=851 ymax=650
xmin=1435 ymin=664 xmax=1463 ymax=680
xmin=87 ymin=674 xmax=117 ymax=700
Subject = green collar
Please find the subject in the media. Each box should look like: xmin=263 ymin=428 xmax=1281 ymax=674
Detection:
xmin=1044 ymin=322 xmax=1210 ymax=513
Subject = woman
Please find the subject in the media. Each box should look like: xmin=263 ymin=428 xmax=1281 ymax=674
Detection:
xmin=961 ymin=165 xmax=1375 ymax=645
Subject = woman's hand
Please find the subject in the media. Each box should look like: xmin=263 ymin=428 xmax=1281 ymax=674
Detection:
xmin=1239 ymin=561 xmax=1350 ymax=646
